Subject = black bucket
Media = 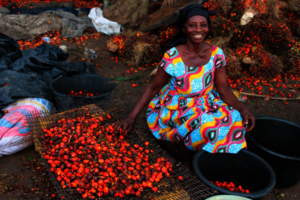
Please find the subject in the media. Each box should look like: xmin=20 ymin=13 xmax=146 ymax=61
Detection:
xmin=246 ymin=116 xmax=300 ymax=188
xmin=193 ymin=149 xmax=276 ymax=199
xmin=50 ymin=74 xmax=117 ymax=111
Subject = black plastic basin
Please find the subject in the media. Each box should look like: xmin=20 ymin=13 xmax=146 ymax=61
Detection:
xmin=193 ymin=149 xmax=276 ymax=199
xmin=50 ymin=74 xmax=117 ymax=110
xmin=246 ymin=116 xmax=300 ymax=188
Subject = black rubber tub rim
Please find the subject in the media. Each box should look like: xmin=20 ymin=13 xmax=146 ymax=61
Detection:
xmin=247 ymin=115 xmax=300 ymax=161
xmin=50 ymin=74 xmax=113 ymax=99
xmin=192 ymin=149 xmax=276 ymax=199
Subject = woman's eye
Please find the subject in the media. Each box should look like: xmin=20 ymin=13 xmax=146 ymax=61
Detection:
xmin=201 ymin=24 xmax=207 ymax=27
xmin=190 ymin=24 xmax=196 ymax=27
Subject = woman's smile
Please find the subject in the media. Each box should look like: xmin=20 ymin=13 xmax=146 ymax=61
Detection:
xmin=184 ymin=15 xmax=209 ymax=43
xmin=193 ymin=34 xmax=204 ymax=39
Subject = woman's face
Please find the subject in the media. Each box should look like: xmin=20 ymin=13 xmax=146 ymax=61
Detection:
xmin=183 ymin=15 xmax=209 ymax=44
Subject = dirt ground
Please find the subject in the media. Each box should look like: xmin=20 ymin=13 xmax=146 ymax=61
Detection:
xmin=0 ymin=33 xmax=300 ymax=200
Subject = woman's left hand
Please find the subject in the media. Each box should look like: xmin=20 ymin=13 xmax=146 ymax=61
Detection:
xmin=240 ymin=108 xmax=255 ymax=132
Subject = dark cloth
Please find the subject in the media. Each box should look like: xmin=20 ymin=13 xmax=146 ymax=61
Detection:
xmin=9 ymin=7 xmax=79 ymax=15
xmin=170 ymin=4 xmax=217 ymax=47
xmin=7 ymin=6 xmax=91 ymax=16
xmin=0 ymin=34 xmax=95 ymax=116
xmin=0 ymin=70 xmax=52 ymax=112
xmin=0 ymin=34 xmax=22 ymax=70
xmin=5 ymin=2 xmax=76 ymax=9
xmin=80 ymin=8 xmax=91 ymax=15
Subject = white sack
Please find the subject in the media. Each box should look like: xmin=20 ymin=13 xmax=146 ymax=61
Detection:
xmin=88 ymin=7 xmax=121 ymax=35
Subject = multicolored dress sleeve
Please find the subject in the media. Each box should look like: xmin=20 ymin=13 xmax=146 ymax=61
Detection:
xmin=159 ymin=52 xmax=175 ymax=76
xmin=215 ymin=48 xmax=226 ymax=68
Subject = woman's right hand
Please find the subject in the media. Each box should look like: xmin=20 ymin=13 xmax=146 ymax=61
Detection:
xmin=113 ymin=117 xmax=135 ymax=133
xmin=112 ymin=67 xmax=170 ymax=134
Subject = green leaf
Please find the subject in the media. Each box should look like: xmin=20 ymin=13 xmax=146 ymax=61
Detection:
xmin=291 ymin=47 xmax=295 ymax=50
xmin=28 ymin=156 xmax=33 ymax=160
xmin=4 ymin=185 xmax=7 ymax=189
xmin=297 ymin=48 xmax=299 ymax=54
xmin=253 ymin=47 xmax=256 ymax=51
xmin=137 ymin=85 xmax=141 ymax=92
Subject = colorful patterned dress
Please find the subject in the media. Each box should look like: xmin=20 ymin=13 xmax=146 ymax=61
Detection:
xmin=146 ymin=45 xmax=247 ymax=153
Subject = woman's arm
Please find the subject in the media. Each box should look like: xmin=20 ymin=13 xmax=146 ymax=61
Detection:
xmin=113 ymin=67 xmax=171 ymax=132
xmin=214 ymin=67 xmax=255 ymax=131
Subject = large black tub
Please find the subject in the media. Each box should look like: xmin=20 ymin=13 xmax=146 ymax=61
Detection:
xmin=50 ymin=74 xmax=117 ymax=110
xmin=193 ymin=149 xmax=276 ymax=199
xmin=246 ymin=116 xmax=300 ymax=188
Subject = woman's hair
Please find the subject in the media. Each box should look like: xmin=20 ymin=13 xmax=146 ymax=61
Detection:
xmin=170 ymin=4 xmax=217 ymax=47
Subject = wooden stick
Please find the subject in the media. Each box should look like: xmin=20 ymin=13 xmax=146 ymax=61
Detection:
xmin=240 ymin=92 xmax=300 ymax=101
xmin=5 ymin=158 xmax=22 ymax=166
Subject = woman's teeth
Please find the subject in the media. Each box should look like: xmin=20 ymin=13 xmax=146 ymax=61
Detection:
xmin=193 ymin=35 xmax=203 ymax=38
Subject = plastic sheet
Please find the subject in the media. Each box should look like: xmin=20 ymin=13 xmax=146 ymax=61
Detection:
xmin=9 ymin=6 xmax=81 ymax=16
xmin=0 ymin=13 xmax=62 ymax=41
xmin=0 ymin=70 xmax=53 ymax=113
xmin=44 ymin=9 xmax=95 ymax=38
xmin=0 ymin=35 xmax=95 ymax=116
xmin=5 ymin=1 xmax=76 ymax=9
xmin=0 ymin=7 xmax=10 ymax=14
xmin=0 ymin=34 xmax=22 ymax=70
xmin=0 ymin=8 xmax=94 ymax=41
xmin=88 ymin=7 xmax=120 ymax=35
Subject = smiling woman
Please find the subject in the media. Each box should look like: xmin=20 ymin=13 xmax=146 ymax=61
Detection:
xmin=185 ymin=15 xmax=209 ymax=41
xmin=113 ymin=4 xmax=255 ymax=169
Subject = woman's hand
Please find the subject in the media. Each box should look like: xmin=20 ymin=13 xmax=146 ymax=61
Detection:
xmin=214 ymin=67 xmax=255 ymax=132
xmin=113 ymin=117 xmax=135 ymax=133
xmin=239 ymin=108 xmax=255 ymax=132
xmin=112 ymin=67 xmax=170 ymax=134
